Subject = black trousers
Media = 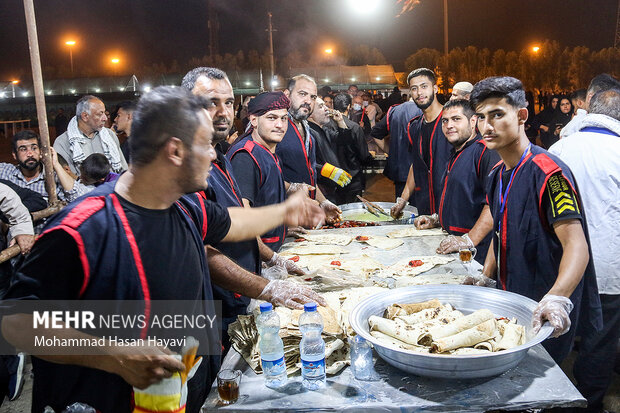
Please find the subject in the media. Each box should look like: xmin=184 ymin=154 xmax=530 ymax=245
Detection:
xmin=573 ymin=294 xmax=620 ymax=412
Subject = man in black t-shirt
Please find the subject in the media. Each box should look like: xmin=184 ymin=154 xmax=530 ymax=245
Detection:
xmin=0 ymin=87 xmax=325 ymax=413
xmin=392 ymin=68 xmax=451 ymax=216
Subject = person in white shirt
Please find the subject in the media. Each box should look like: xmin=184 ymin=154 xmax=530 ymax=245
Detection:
xmin=559 ymin=73 xmax=619 ymax=140
xmin=53 ymin=95 xmax=128 ymax=176
xmin=549 ymin=87 xmax=620 ymax=412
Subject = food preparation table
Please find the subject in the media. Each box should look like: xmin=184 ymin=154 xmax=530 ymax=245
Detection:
xmin=202 ymin=344 xmax=585 ymax=412
xmin=202 ymin=223 xmax=586 ymax=412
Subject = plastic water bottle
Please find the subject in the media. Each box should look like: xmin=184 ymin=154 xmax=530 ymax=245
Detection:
xmin=256 ymin=302 xmax=287 ymax=388
xmin=299 ymin=302 xmax=326 ymax=390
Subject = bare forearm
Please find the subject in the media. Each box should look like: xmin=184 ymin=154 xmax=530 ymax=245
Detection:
xmin=548 ymin=220 xmax=589 ymax=297
xmin=1 ymin=314 xmax=118 ymax=373
xmin=258 ymin=238 xmax=275 ymax=261
xmin=53 ymin=163 xmax=76 ymax=191
xmin=224 ymin=203 xmax=287 ymax=242
xmin=373 ymin=138 xmax=387 ymax=153
xmin=482 ymin=239 xmax=497 ymax=278
xmin=400 ymin=165 xmax=415 ymax=201
xmin=467 ymin=205 xmax=494 ymax=246
xmin=207 ymin=246 xmax=267 ymax=298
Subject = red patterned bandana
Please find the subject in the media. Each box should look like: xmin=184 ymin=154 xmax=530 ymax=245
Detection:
xmin=248 ymin=91 xmax=290 ymax=116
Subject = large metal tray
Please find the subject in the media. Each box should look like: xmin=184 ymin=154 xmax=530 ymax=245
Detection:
xmin=338 ymin=202 xmax=418 ymax=224
xmin=349 ymin=284 xmax=553 ymax=379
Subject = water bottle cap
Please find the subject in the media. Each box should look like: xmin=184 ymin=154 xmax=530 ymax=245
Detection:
xmin=304 ymin=302 xmax=317 ymax=312
xmin=259 ymin=303 xmax=273 ymax=313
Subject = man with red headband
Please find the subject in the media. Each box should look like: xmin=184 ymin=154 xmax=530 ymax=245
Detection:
xmin=228 ymin=91 xmax=293 ymax=252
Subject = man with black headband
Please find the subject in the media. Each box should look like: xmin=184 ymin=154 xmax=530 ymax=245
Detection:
xmin=469 ymin=76 xmax=601 ymax=366
xmin=391 ymin=68 xmax=451 ymax=217
xmin=228 ymin=91 xmax=292 ymax=252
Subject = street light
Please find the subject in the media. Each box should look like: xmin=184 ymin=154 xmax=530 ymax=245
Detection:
xmin=111 ymin=58 xmax=120 ymax=76
xmin=532 ymin=46 xmax=540 ymax=54
xmin=11 ymin=80 xmax=19 ymax=98
xmin=324 ymin=48 xmax=333 ymax=54
xmin=65 ymin=40 xmax=76 ymax=75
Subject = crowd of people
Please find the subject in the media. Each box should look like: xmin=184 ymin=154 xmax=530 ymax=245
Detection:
xmin=0 ymin=65 xmax=617 ymax=413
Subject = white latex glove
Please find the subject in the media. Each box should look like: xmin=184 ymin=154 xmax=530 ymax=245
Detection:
xmin=437 ymin=233 xmax=474 ymax=254
xmin=390 ymin=197 xmax=408 ymax=219
xmin=320 ymin=200 xmax=341 ymax=225
xmin=267 ymin=252 xmax=306 ymax=276
xmin=414 ymin=213 xmax=439 ymax=230
xmin=258 ymin=279 xmax=327 ymax=310
xmin=462 ymin=272 xmax=497 ymax=288
xmin=532 ymin=294 xmax=574 ymax=338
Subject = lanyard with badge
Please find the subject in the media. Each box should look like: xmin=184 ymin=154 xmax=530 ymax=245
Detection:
xmin=496 ymin=143 xmax=531 ymax=284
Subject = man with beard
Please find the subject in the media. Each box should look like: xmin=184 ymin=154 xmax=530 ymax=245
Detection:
xmin=370 ymin=96 xmax=423 ymax=199
xmin=450 ymin=82 xmax=473 ymax=100
xmin=181 ymin=67 xmax=304 ymax=349
xmin=1 ymin=86 xmax=326 ymax=413
xmin=0 ymin=131 xmax=63 ymax=201
xmin=391 ymin=68 xmax=451 ymax=217
xmin=406 ymin=99 xmax=500 ymax=265
xmin=54 ymin=95 xmax=127 ymax=176
xmin=277 ymin=75 xmax=340 ymax=222
xmin=308 ymin=97 xmax=356 ymax=204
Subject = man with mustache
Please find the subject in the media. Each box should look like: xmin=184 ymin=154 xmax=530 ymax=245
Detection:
xmin=391 ymin=68 xmax=451 ymax=217
xmin=54 ymin=95 xmax=127 ymax=176
xmin=277 ymin=75 xmax=341 ymax=223
xmin=0 ymin=131 xmax=62 ymax=201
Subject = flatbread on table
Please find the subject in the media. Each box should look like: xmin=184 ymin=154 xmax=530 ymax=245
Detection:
xmin=382 ymin=256 xmax=455 ymax=278
xmin=394 ymin=273 xmax=468 ymax=287
xmin=292 ymin=254 xmax=384 ymax=279
xmin=279 ymin=244 xmax=348 ymax=256
xmin=386 ymin=227 xmax=445 ymax=238
xmin=358 ymin=236 xmax=404 ymax=250
xmin=300 ymin=233 xmax=353 ymax=246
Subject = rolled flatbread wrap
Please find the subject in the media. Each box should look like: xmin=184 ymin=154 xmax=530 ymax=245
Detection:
xmin=496 ymin=322 xmax=525 ymax=351
xmin=430 ymin=318 xmax=498 ymax=353
xmin=369 ymin=315 xmax=432 ymax=345
xmin=421 ymin=309 xmax=495 ymax=345
xmin=370 ymin=331 xmax=430 ymax=353
xmin=384 ymin=299 xmax=442 ymax=319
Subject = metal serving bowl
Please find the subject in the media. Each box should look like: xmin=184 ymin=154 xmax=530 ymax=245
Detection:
xmin=349 ymin=284 xmax=553 ymax=379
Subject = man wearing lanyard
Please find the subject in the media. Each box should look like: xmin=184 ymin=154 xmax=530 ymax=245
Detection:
xmin=277 ymin=75 xmax=341 ymax=222
xmin=391 ymin=68 xmax=451 ymax=217
xmin=181 ymin=68 xmax=305 ymax=350
xmin=404 ymin=99 xmax=500 ymax=265
xmin=469 ymin=76 xmax=602 ymax=365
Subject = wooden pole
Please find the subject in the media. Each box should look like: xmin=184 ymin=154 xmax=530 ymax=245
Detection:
xmin=23 ymin=0 xmax=58 ymax=204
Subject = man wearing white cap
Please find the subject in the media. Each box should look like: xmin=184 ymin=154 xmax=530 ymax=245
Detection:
xmin=450 ymin=81 xmax=474 ymax=101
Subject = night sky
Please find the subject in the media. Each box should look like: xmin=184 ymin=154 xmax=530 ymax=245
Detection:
xmin=0 ymin=0 xmax=616 ymax=80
